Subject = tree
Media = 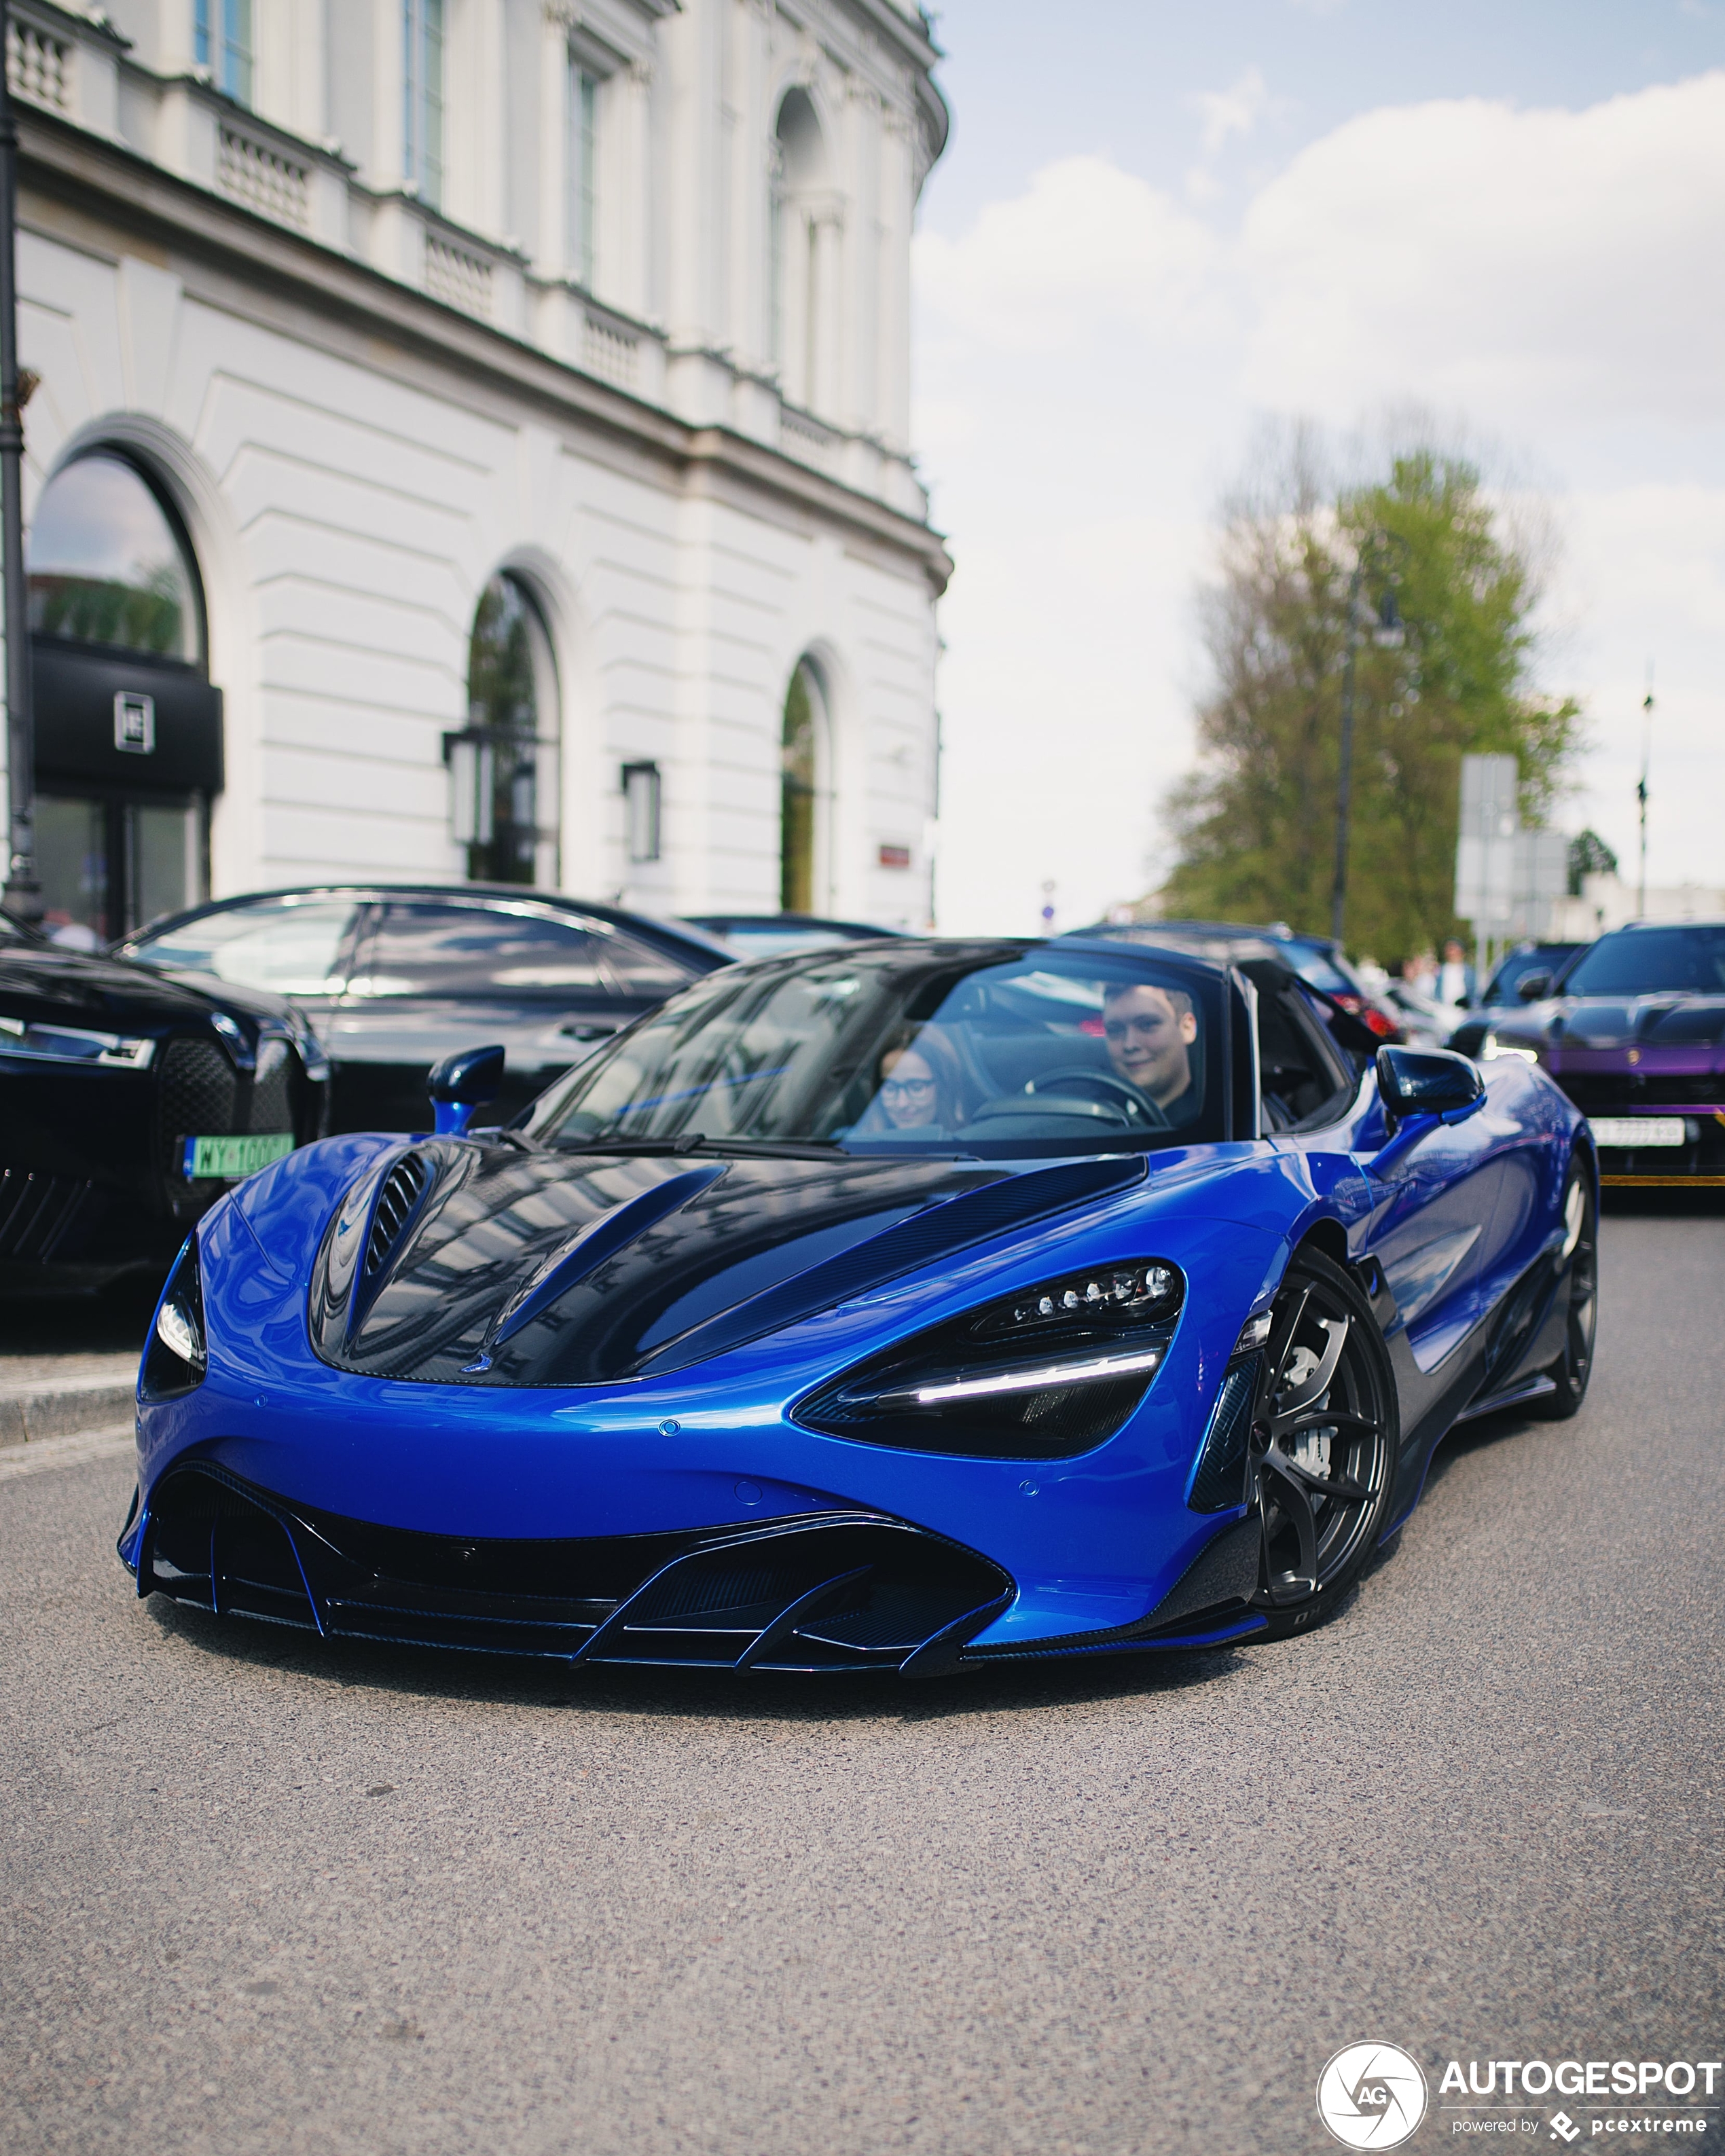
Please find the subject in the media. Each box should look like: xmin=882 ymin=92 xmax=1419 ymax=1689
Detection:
xmin=1159 ymin=439 xmax=1580 ymax=964
xmin=1567 ymin=828 xmax=1617 ymax=896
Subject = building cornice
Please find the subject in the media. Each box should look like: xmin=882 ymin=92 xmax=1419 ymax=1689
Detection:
xmin=16 ymin=104 xmax=952 ymax=596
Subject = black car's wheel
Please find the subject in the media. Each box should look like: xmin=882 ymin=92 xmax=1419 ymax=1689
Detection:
xmin=1527 ymin=1161 xmax=1597 ymax=1421
xmin=1251 ymin=1249 xmax=1398 ymax=1638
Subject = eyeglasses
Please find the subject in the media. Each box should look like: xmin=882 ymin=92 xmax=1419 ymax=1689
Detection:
xmin=880 ymin=1076 xmax=937 ymax=1099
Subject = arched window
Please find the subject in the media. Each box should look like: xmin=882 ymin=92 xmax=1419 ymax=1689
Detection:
xmin=29 ymin=452 xmax=201 ymax=661
xmin=458 ymin=572 xmax=558 ymax=887
xmin=780 ymin=659 xmax=827 ymax=915
xmin=26 ymin=451 xmax=217 ymax=943
xmin=771 ymin=90 xmax=829 ymax=412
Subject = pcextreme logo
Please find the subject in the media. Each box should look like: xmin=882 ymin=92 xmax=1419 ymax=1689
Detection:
xmin=1318 ymin=2042 xmax=1431 ymax=2149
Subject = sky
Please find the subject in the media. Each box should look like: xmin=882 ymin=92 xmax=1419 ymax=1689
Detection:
xmin=911 ymin=0 xmax=1725 ymax=940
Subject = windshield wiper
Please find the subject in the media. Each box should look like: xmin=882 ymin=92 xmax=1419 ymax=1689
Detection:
xmin=549 ymin=1133 xmax=848 ymax=1161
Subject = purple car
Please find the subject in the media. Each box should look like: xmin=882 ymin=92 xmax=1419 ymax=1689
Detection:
xmin=1452 ymin=919 xmax=1725 ymax=1190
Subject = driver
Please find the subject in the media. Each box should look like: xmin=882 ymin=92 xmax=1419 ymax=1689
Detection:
xmin=1101 ymin=980 xmax=1201 ymax=1125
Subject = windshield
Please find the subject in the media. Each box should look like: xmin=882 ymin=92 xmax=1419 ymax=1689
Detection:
xmin=526 ymin=943 xmax=1230 ymax=1158
xmin=1560 ymin=926 xmax=1725 ymax=998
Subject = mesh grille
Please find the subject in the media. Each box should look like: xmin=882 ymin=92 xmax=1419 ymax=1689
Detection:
xmin=366 ymin=1154 xmax=430 ymax=1277
xmin=249 ymin=1043 xmax=294 ymax=1135
xmin=1561 ymin=1074 xmax=1723 ymax=1109
xmin=0 ymin=1170 xmax=92 ymax=1260
xmin=158 ymin=1038 xmax=238 ymax=1156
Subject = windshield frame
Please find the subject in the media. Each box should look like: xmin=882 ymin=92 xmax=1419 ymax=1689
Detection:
xmin=522 ymin=936 xmax=1241 ymax=1161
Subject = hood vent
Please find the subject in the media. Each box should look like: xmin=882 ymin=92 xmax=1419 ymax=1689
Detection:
xmin=366 ymin=1153 xmax=431 ymax=1278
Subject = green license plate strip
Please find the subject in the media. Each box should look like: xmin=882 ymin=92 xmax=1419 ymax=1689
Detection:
xmin=181 ymin=1133 xmax=295 ymax=1180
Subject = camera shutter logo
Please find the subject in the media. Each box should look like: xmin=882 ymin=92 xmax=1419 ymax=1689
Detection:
xmin=1316 ymin=2042 xmax=1429 ymax=2149
xmin=114 ymin=692 xmax=156 ymax=755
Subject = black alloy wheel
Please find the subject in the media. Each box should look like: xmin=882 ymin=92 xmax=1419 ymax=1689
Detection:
xmin=1527 ymin=1161 xmax=1597 ymax=1421
xmin=1251 ymin=1248 xmax=1398 ymax=1637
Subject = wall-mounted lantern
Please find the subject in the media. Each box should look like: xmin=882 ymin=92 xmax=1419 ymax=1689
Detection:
xmin=623 ymin=760 xmax=661 ymax=863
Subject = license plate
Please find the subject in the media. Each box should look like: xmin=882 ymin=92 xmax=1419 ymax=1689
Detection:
xmin=181 ymin=1133 xmax=295 ymax=1180
xmin=1588 ymin=1116 xmax=1686 ymax=1149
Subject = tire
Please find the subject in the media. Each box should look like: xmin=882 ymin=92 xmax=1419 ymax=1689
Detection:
xmin=1527 ymin=1159 xmax=1597 ymax=1421
xmin=1251 ymin=1247 xmax=1400 ymax=1639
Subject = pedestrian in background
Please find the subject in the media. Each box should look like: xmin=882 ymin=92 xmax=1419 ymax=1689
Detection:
xmin=1438 ymin=938 xmax=1476 ymax=1008
xmin=1406 ymin=949 xmax=1439 ymax=1000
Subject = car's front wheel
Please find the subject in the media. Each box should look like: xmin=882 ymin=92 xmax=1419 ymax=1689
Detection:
xmin=1251 ymin=1248 xmax=1399 ymax=1638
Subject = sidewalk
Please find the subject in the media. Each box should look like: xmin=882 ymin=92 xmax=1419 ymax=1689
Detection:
xmin=0 ymin=1284 xmax=151 ymax=1476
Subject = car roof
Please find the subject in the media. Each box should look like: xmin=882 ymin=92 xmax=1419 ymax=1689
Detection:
xmin=684 ymin=913 xmax=900 ymax=939
xmin=120 ymin=883 xmax=734 ymax=964
xmin=1060 ymin=922 xmax=1293 ymax=968
xmin=1597 ymin=917 xmax=1725 ymax=932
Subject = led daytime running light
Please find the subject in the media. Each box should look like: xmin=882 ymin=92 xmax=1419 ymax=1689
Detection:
xmin=892 ymin=1347 xmax=1161 ymax=1408
xmin=155 ymin=1296 xmax=204 ymax=1370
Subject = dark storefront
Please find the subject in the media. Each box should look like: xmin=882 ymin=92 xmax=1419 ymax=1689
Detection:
xmin=28 ymin=452 xmax=221 ymax=943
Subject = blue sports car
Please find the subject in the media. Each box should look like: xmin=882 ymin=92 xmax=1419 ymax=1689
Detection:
xmin=119 ymin=937 xmax=1597 ymax=1675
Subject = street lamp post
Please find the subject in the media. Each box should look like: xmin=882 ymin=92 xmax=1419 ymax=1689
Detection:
xmin=0 ymin=0 xmax=41 ymax=924
xmin=1329 ymin=541 xmax=1403 ymax=950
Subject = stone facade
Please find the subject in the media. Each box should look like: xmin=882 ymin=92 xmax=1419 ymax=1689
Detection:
xmin=5 ymin=0 xmax=950 ymax=928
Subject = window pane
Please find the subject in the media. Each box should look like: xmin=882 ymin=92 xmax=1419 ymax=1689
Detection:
xmin=602 ymin=932 xmax=694 ymax=997
xmin=129 ymin=801 xmax=201 ymax=933
xmin=134 ymin=899 xmax=357 ymax=995
xmin=222 ymin=0 xmax=253 ymax=105
xmin=29 ymin=454 xmax=200 ymax=661
xmin=36 ymin=794 xmax=109 ymax=946
xmin=363 ymin=904 xmax=604 ymax=998
xmin=465 ymin=573 xmax=553 ymax=885
xmin=572 ymin=67 xmax=597 ymax=285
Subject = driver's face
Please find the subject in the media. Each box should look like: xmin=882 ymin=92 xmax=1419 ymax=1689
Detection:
xmin=1103 ymin=985 xmax=1197 ymax=1106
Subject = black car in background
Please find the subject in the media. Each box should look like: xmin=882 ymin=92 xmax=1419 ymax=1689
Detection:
xmin=1478 ymin=941 xmax=1587 ymax=1013
xmin=1 ymin=908 xmax=329 ymax=1293
xmin=1452 ymin=919 xmax=1725 ymax=1188
xmin=117 ymin=885 xmax=733 ymax=1131
xmin=683 ymin=913 xmax=903 ymax=958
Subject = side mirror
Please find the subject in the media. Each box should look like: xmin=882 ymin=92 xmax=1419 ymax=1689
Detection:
xmin=1375 ymin=1044 xmax=1485 ymax=1123
xmin=1516 ymin=971 xmax=1552 ymax=1002
xmin=427 ymin=1043 xmax=506 ymax=1137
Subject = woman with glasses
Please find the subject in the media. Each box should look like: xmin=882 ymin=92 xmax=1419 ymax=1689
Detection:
xmin=866 ymin=1023 xmax=972 ymax=1136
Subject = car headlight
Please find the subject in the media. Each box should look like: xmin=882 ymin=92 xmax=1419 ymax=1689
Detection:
xmin=141 ymin=1237 xmax=207 ymax=1400
xmin=793 ymin=1259 xmax=1184 ymax=1460
xmin=0 ymin=1012 xmax=156 ymax=1067
xmin=1478 ymin=1030 xmax=1540 ymax=1065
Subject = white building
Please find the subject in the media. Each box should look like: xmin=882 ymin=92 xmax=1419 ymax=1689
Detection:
xmin=1551 ymin=874 xmax=1725 ymax=940
xmin=3 ymin=0 xmax=951 ymax=941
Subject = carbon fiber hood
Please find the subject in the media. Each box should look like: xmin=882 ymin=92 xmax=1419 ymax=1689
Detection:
xmin=308 ymin=1142 xmax=1147 ymax=1388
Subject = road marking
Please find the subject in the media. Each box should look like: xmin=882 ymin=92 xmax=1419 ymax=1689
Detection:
xmin=0 ymin=1425 xmax=135 ymax=1483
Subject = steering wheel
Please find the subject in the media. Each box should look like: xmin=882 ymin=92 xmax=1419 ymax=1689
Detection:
xmin=1027 ymin=1067 xmax=1170 ymax=1131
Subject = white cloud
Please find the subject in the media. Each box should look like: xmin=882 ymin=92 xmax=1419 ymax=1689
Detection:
xmin=913 ymin=157 xmax=1216 ymax=353
xmin=915 ymin=73 xmax=1725 ymax=930
xmin=1191 ymin=67 xmax=1274 ymax=156
xmin=1240 ymin=73 xmax=1725 ymax=424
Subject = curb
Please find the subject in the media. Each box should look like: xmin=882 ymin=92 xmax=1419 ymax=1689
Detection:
xmin=0 ymin=1423 xmax=135 ymax=1482
xmin=0 ymin=1378 xmax=137 ymax=1446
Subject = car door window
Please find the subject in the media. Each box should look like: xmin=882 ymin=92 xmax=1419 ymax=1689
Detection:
xmin=131 ymin=898 xmax=359 ymax=995
xmin=353 ymin=903 xmax=606 ymax=999
xmin=602 ymin=931 xmax=698 ymax=998
xmin=1258 ymin=983 xmax=1356 ymax=1132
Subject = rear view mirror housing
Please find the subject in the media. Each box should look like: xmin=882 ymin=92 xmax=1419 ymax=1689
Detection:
xmin=427 ymin=1043 xmax=506 ymax=1137
xmin=1375 ymin=1044 xmax=1485 ymax=1127
xmin=1515 ymin=970 xmax=1552 ymax=1002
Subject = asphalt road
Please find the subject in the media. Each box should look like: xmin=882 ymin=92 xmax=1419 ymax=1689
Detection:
xmin=3 ymin=1208 xmax=1722 ymax=2156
